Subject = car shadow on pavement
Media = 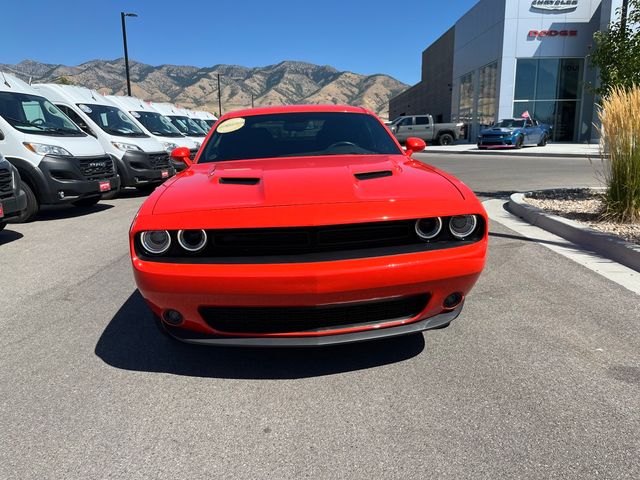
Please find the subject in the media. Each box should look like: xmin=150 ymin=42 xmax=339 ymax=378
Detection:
xmin=26 ymin=203 xmax=114 ymax=222
xmin=0 ymin=229 xmax=24 ymax=246
xmin=95 ymin=290 xmax=426 ymax=379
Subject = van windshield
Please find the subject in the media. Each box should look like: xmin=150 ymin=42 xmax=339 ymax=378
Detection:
xmin=0 ymin=92 xmax=85 ymax=136
xmin=167 ymin=115 xmax=207 ymax=136
xmin=193 ymin=118 xmax=211 ymax=132
xmin=132 ymin=111 xmax=183 ymax=137
xmin=79 ymin=104 xmax=148 ymax=137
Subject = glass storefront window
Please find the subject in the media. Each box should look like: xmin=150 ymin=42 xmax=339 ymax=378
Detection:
xmin=477 ymin=62 xmax=498 ymax=129
xmin=513 ymin=58 xmax=584 ymax=141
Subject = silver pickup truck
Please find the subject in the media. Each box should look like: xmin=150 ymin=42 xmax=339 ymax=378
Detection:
xmin=387 ymin=115 xmax=464 ymax=146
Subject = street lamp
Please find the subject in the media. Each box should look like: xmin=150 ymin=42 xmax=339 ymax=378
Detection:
xmin=120 ymin=12 xmax=138 ymax=96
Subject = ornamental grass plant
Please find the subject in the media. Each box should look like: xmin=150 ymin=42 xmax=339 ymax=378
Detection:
xmin=598 ymin=86 xmax=640 ymax=222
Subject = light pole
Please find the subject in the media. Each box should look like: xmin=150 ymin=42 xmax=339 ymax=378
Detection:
xmin=120 ymin=12 xmax=138 ymax=96
xmin=217 ymin=73 xmax=222 ymax=116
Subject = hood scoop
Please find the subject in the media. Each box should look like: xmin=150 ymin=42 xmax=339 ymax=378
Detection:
xmin=219 ymin=177 xmax=261 ymax=185
xmin=354 ymin=170 xmax=393 ymax=181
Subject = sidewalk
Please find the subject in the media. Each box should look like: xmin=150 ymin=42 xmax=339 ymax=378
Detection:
xmin=420 ymin=142 xmax=602 ymax=158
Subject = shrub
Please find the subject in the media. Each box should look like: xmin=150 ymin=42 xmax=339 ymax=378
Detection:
xmin=599 ymin=86 xmax=640 ymax=222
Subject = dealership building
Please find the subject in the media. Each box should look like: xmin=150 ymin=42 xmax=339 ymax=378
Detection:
xmin=389 ymin=0 xmax=622 ymax=142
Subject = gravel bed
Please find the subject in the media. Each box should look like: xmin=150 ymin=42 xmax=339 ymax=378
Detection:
xmin=524 ymin=188 xmax=640 ymax=244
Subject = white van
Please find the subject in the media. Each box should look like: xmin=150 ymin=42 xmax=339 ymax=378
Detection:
xmin=0 ymin=73 xmax=120 ymax=221
xmin=106 ymin=95 xmax=198 ymax=171
xmin=33 ymin=84 xmax=174 ymax=193
xmin=149 ymin=103 xmax=207 ymax=147
xmin=193 ymin=110 xmax=217 ymax=129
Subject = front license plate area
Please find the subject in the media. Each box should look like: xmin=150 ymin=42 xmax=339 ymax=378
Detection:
xmin=161 ymin=170 xmax=169 ymax=179
xmin=99 ymin=181 xmax=111 ymax=192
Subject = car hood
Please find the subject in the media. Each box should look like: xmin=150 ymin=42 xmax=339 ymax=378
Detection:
xmin=152 ymin=154 xmax=463 ymax=215
xmin=480 ymin=127 xmax=520 ymax=135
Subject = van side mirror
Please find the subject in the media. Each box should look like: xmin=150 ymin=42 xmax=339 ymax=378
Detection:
xmin=405 ymin=137 xmax=426 ymax=156
xmin=171 ymin=147 xmax=192 ymax=167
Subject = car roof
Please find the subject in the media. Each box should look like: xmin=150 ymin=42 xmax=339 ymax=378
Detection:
xmin=221 ymin=104 xmax=373 ymax=120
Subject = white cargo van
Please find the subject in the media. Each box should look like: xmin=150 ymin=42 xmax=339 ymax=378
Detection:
xmin=33 ymin=84 xmax=174 ymax=193
xmin=185 ymin=108 xmax=214 ymax=133
xmin=193 ymin=110 xmax=217 ymax=129
xmin=106 ymin=95 xmax=198 ymax=171
xmin=150 ymin=103 xmax=207 ymax=148
xmin=0 ymin=73 xmax=120 ymax=221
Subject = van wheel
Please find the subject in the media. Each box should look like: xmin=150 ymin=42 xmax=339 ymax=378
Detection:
xmin=438 ymin=133 xmax=454 ymax=146
xmin=14 ymin=182 xmax=39 ymax=223
xmin=72 ymin=196 xmax=101 ymax=207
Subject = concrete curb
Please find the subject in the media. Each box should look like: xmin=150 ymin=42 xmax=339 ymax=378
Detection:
xmin=507 ymin=192 xmax=640 ymax=272
xmin=421 ymin=148 xmax=602 ymax=159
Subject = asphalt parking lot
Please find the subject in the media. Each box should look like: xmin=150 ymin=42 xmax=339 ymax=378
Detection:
xmin=1 ymin=154 xmax=638 ymax=479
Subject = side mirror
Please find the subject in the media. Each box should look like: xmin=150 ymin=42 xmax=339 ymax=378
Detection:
xmin=170 ymin=147 xmax=192 ymax=167
xmin=405 ymin=137 xmax=426 ymax=156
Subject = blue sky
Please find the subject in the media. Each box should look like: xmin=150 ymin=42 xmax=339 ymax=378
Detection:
xmin=1 ymin=0 xmax=478 ymax=84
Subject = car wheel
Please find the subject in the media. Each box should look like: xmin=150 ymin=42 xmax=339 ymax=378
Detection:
xmin=537 ymin=134 xmax=548 ymax=147
xmin=137 ymin=184 xmax=158 ymax=195
xmin=515 ymin=135 xmax=524 ymax=149
xmin=14 ymin=182 xmax=38 ymax=223
xmin=438 ymin=133 xmax=454 ymax=146
xmin=72 ymin=196 xmax=101 ymax=207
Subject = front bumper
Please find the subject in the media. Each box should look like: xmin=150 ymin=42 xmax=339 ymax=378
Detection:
xmin=477 ymin=136 xmax=516 ymax=148
xmin=0 ymin=189 xmax=27 ymax=221
xmin=117 ymin=151 xmax=176 ymax=187
xmin=132 ymin=242 xmax=486 ymax=345
xmin=38 ymin=155 xmax=121 ymax=204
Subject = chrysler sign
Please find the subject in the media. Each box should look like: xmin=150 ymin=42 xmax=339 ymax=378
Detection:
xmin=531 ymin=0 xmax=578 ymax=12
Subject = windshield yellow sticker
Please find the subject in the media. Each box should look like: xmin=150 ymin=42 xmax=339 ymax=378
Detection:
xmin=217 ymin=117 xmax=245 ymax=134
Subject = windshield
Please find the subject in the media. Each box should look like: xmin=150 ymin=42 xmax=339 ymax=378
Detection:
xmin=167 ymin=115 xmax=207 ymax=136
xmin=132 ymin=111 xmax=183 ymax=137
xmin=200 ymin=112 xmax=401 ymax=163
xmin=193 ymin=118 xmax=211 ymax=132
xmin=494 ymin=119 xmax=526 ymax=128
xmin=79 ymin=104 xmax=147 ymax=137
xmin=0 ymin=92 xmax=85 ymax=136
xmin=204 ymin=119 xmax=216 ymax=128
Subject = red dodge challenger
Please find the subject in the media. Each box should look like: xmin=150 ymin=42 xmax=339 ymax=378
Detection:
xmin=130 ymin=105 xmax=487 ymax=346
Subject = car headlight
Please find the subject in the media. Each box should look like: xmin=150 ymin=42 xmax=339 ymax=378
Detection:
xmin=415 ymin=217 xmax=443 ymax=240
xmin=162 ymin=142 xmax=178 ymax=153
xmin=112 ymin=141 xmax=142 ymax=152
xmin=177 ymin=229 xmax=208 ymax=252
xmin=140 ymin=230 xmax=171 ymax=255
xmin=23 ymin=142 xmax=71 ymax=156
xmin=449 ymin=215 xmax=478 ymax=239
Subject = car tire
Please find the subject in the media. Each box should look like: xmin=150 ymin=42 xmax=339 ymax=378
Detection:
xmin=137 ymin=184 xmax=158 ymax=195
xmin=14 ymin=182 xmax=38 ymax=223
xmin=537 ymin=134 xmax=548 ymax=147
xmin=438 ymin=133 xmax=454 ymax=146
xmin=72 ymin=196 xmax=101 ymax=207
xmin=515 ymin=135 xmax=524 ymax=149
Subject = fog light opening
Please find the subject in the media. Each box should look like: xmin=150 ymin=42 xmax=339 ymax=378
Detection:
xmin=443 ymin=292 xmax=463 ymax=310
xmin=57 ymin=190 xmax=65 ymax=199
xmin=163 ymin=309 xmax=184 ymax=326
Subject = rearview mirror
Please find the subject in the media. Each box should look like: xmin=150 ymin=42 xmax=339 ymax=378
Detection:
xmin=171 ymin=147 xmax=192 ymax=167
xmin=405 ymin=137 xmax=426 ymax=156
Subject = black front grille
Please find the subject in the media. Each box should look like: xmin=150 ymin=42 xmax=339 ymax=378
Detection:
xmin=199 ymin=294 xmax=430 ymax=334
xmin=0 ymin=168 xmax=12 ymax=199
xmin=148 ymin=153 xmax=171 ymax=170
xmin=79 ymin=156 xmax=114 ymax=180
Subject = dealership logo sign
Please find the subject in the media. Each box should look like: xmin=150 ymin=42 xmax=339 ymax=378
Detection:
xmin=528 ymin=29 xmax=578 ymax=38
xmin=531 ymin=0 xmax=578 ymax=12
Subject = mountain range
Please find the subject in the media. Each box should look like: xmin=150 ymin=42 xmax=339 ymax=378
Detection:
xmin=0 ymin=59 xmax=408 ymax=119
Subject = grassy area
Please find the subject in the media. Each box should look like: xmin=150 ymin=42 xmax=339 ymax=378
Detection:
xmin=599 ymin=86 xmax=640 ymax=222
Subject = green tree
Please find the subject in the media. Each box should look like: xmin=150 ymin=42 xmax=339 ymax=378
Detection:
xmin=589 ymin=0 xmax=640 ymax=95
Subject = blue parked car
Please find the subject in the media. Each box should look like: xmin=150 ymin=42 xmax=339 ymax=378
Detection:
xmin=477 ymin=118 xmax=551 ymax=149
